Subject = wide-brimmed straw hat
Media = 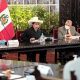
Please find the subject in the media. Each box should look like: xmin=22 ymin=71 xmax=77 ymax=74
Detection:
xmin=28 ymin=17 xmax=43 ymax=25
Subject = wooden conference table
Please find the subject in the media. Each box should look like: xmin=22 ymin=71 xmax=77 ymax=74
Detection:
xmin=0 ymin=39 xmax=80 ymax=63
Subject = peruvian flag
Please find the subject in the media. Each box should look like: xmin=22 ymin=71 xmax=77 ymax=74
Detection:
xmin=0 ymin=0 xmax=15 ymax=40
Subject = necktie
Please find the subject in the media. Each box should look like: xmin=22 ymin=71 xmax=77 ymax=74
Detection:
xmin=66 ymin=29 xmax=72 ymax=36
xmin=66 ymin=29 xmax=69 ymax=34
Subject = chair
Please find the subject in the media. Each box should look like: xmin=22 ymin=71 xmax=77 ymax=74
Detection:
xmin=52 ymin=28 xmax=59 ymax=63
xmin=77 ymin=27 xmax=80 ymax=33
xmin=15 ymin=30 xmax=27 ymax=60
xmin=53 ymin=28 xmax=58 ymax=39
xmin=63 ymin=56 xmax=80 ymax=80
xmin=15 ymin=30 xmax=24 ymax=42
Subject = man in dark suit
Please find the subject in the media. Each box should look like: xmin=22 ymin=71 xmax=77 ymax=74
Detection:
xmin=20 ymin=17 xmax=48 ymax=63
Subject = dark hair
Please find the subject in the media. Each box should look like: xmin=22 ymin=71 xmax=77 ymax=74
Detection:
xmin=32 ymin=22 xmax=35 ymax=25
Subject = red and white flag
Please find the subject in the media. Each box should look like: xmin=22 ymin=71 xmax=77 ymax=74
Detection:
xmin=0 ymin=0 xmax=15 ymax=41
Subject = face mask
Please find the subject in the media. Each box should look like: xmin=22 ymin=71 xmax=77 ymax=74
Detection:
xmin=65 ymin=25 xmax=70 ymax=29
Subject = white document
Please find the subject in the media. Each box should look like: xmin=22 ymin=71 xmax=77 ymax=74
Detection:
xmin=10 ymin=74 xmax=22 ymax=79
xmin=70 ymin=36 xmax=80 ymax=39
xmin=37 ymin=65 xmax=54 ymax=76
xmin=16 ymin=77 xmax=27 ymax=80
xmin=26 ymin=75 xmax=36 ymax=80
xmin=16 ymin=75 xmax=36 ymax=80
xmin=0 ymin=73 xmax=4 ymax=76
xmin=0 ymin=73 xmax=22 ymax=80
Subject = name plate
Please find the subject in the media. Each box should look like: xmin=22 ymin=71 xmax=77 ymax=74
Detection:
xmin=7 ymin=40 xmax=19 ymax=47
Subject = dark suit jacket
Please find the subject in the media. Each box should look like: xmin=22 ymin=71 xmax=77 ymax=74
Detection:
xmin=58 ymin=26 xmax=80 ymax=39
xmin=20 ymin=27 xmax=48 ymax=43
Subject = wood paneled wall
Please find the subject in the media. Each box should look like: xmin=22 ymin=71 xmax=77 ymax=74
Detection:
xmin=59 ymin=0 xmax=80 ymax=27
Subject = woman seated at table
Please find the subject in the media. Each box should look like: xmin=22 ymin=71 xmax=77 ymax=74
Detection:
xmin=58 ymin=20 xmax=80 ymax=64
xmin=20 ymin=16 xmax=49 ymax=63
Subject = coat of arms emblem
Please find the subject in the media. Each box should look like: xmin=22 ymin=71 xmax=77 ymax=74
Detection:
xmin=0 ymin=14 xmax=8 ymax=26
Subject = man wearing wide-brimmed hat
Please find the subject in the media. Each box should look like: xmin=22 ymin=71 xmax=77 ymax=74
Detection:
xmin=21 ymin=17 xmax=48 ymax=63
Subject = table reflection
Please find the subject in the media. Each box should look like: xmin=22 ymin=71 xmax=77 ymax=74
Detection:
xmin=0 ymin=59 xmax=62 ymax=80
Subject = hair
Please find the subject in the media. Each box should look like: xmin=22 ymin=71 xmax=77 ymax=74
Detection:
xmin=32 ymin=22 xmax=37 ymax=27
xmin=32 ymin=22 xmax=35 ymax=25
xmin=65 ymin=20 xmax=72 ymax=25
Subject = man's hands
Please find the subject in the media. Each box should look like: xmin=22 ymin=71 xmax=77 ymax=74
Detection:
xmin=30 ymin=38 xmax=35 ymax=43
xmin=30 ymin=38 xmax=39 ymax=43
xmin=65 ymin=33 xmax=72 ymax=39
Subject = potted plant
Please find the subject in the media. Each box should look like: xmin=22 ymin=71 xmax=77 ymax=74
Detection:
xmin=9 ymin=5 xmax=59 ymax=34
